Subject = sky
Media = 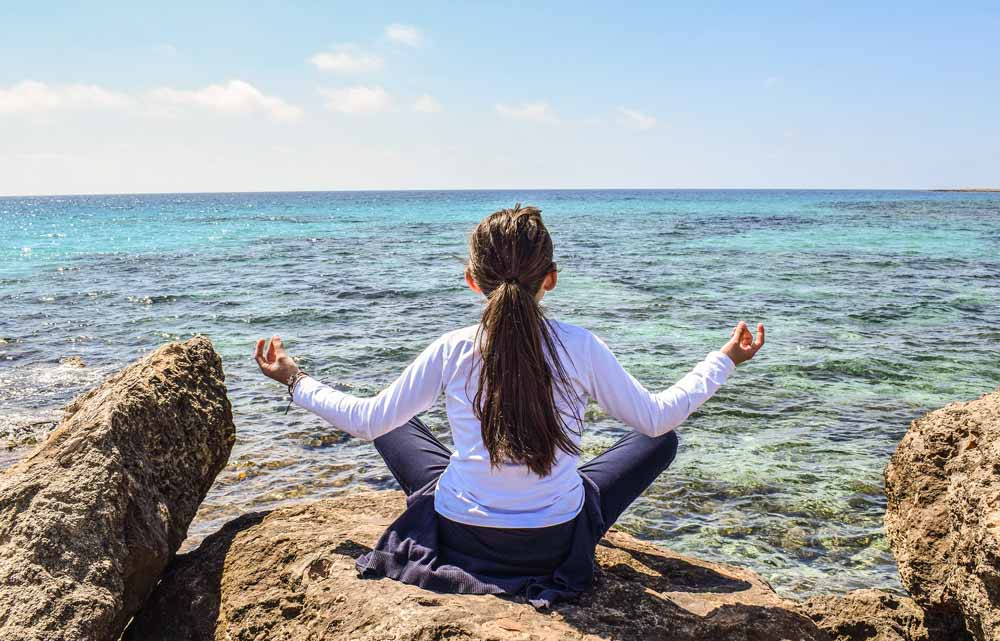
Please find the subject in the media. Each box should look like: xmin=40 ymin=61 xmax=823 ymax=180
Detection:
xmin=1 ymin=1 xmax=998 ymax=195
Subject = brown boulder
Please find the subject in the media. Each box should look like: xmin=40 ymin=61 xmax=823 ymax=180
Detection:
xmin=0 ymin=336 xmax=235 ymax=641
xmin=800 ymin=588 xmax=970 ymax=641
xmin=884 ymin=388 xmax=1000 ymax=641
xmin=125 ymin=490 xmax=830 ymax=641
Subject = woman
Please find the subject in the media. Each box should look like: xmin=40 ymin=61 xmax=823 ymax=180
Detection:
xmin=254 ymin=204 xmax=764 ymax=607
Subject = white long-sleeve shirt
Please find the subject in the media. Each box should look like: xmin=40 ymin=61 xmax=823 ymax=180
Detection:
xmin=293 ymin=319 xmax=735 ymax=528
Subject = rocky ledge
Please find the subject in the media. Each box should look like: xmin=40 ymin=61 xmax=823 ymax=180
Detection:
xmin=125 ymin=490 xmax=829 ymax=641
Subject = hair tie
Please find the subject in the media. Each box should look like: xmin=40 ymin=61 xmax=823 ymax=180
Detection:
xmin=502 ymin=276 xmax=519 ymax=285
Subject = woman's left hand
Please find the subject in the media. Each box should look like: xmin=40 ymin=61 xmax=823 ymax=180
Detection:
xmin=254 ymin=335 xmax=301 ymax=385
xmin=720 ymin=321 xmax=765 ymax=365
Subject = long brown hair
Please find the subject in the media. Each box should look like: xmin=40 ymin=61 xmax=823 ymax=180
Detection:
xmin=465 ymin=204 xmax=582 ymax=476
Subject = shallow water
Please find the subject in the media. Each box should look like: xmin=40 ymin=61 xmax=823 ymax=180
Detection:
xmin=2 ymin=189 xmax=998 ymax=598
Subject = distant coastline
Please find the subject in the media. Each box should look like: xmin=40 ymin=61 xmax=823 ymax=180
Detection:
xmin=929 ymin=188 xmax=1000 ymax=192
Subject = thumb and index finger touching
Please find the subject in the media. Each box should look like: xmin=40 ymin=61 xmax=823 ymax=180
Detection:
xmin=254 ymin=335 xmax=285 ymax=367
xmin=731 ymin=320 xmax=752 ymax=347
xmin=741 ymin=322 xmax=765 ymax=355
xmin=730 ymin=320 xmax=766 ymax=354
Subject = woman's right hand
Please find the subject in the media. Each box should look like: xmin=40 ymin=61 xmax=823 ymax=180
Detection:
xmin=254 ymin=335 xmax=301 ymax=385
xmin=720 ymin=321 xmax=765 ymax=365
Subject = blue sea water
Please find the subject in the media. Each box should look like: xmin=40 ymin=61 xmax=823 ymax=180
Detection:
xmin=1 ymin=189 xmax=998 ymax=598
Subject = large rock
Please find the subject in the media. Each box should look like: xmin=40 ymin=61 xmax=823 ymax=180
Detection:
xmin=0 ymin=337 xmax=235 ymax=641
xmin=125 ymin=490 xmax=830 ymax=641
xmin=884 ymin=388 xmax=1000 ymax=641
xmin=800 ymin=588 xmax=969 ymax=641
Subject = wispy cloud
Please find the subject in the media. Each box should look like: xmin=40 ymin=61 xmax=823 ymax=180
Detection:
xmin=0 ymin=80 xmax=133 ymax=114
xmin=0 ymin=79 xmax=303 ymax=122
xmin=617 ymin=106 xmax=656 ymax=130
xmin=385 ymin=23 xmax=423 ymax=47
xmin=412 ymin=93 xmax=441 ymax=113
xmin=149 ymin=80 xmax=302 ymax=122
xmin=495 ymin=101 xmax=559 ymax=124
xmin=308 ymin=46 xmax=384 ymax=73
xmin=320 ymin=85 xmax=391 ymax=114
xmin=764 ymin=76 xmax=782 ymax=88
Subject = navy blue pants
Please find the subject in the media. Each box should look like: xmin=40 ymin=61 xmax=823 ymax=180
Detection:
xmin=373 ymin=417 xmax=679 ymax=538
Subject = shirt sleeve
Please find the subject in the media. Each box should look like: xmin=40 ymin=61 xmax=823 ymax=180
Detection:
xmin=584 ymin=331 xmax=735 ymax=437
xmin=291 ymin=336 xmax=446 ymax=441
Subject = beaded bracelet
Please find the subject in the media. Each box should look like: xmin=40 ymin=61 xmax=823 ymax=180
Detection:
xmin=284 ymin=370 xmax=309 ymax=414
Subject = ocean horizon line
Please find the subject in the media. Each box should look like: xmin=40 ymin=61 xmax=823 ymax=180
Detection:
xmin=3 ymin=186 xmax=998 ymax=199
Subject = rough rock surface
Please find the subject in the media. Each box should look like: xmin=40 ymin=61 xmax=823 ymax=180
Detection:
xmin=0 ymin=336 xmax=235 ymax=641
xmin=126 ymin=490 xmax=830 ymax=641
xmin=884 ymin=388 xmax=1000 ymax=641
xmin=60 ymin=355 xmax=86 ymax=368
xmin=800 ymin=588 xmax=970 ymax=641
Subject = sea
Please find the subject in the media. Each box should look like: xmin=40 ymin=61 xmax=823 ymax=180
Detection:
xmin=2 ymin=189 xmax=998 ymax=598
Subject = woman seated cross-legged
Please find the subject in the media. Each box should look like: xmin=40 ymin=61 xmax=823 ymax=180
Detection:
xmin=254 ymin=204 xmax=764 ymax=608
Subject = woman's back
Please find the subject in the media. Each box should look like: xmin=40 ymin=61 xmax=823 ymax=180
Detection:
xmin=434 ymin=319 xmax=592 ymax=527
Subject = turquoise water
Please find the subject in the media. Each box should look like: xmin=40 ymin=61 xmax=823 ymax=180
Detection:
xmin=2 ymin=190 xmax=998 ymax=598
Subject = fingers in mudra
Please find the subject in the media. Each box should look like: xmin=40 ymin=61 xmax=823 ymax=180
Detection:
xmin=253 ymin=335 xmax=298 ymax=383
xmin=253 ymin=336 xmax=279 ymax=367
xmin=723 ymin=321 xmax=765 ymax=365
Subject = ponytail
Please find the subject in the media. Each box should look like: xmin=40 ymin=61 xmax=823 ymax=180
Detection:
xmin=467 ymin=205 xmax=581 ymax=476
